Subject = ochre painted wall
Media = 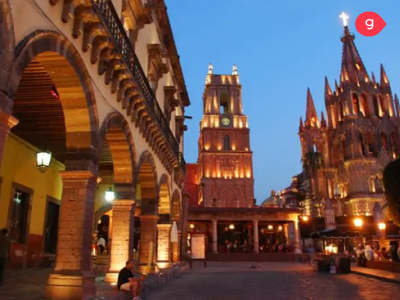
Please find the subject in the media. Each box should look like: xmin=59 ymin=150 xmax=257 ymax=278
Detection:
xmin=0 ymin=133 xmax=64 ymax=232
xmin=0 ymin=133 xmax=64 ymax=268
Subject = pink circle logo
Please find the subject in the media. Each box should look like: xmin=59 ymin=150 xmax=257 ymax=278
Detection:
xmin=355 ymin=12 xmax=386 ymax=37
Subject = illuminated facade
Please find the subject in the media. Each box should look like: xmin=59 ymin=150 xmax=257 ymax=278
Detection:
xmin=0 ymin=1 xmax=189 ymax=299
xmin=197 ymin=64 xmax=254 ymax=207
xmin=299 ymin=22 xmax=399 ymax=218
xmin=186 ymin=66 xmax=301 ymax=256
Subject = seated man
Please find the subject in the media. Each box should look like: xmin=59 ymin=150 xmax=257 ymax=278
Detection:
xmin=117 ymin=260 xmax=146 ymax=300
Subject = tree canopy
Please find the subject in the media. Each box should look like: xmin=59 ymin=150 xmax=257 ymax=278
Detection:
xmin=301 ymin=151 xmax=323 ymax=174
xmin=382 ymin=158 xmax=400 ymax=226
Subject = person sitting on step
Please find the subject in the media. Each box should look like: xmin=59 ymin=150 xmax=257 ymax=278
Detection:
xmin=117 ymin=260 xmax=146 ymax=300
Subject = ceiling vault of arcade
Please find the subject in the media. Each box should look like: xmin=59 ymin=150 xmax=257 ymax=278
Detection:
xmin=13 ymin=56 xmax=67 ymax=163
xmin=12 ymin=52 xmax=113 ymax=168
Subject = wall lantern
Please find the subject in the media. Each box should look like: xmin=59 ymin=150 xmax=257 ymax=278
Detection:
xmin=378 ymin=222 xmax=386 ymax=231
xmin=189 ymin=223 xmax=195 ymax=229
xmin=354 ymin=218 xmax=363 ymax=228
xmin=36 ymin=150 xmax=52 ymax=173
xmin=229 ymin=224 xmax=235 ymax=230
xmin=301 ymin=215 xmax=309 ymax=221
xmin=105 ymin=188 xmax=115 ymax=202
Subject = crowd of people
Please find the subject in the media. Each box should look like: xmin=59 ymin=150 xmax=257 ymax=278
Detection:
xmin=355 ymin=241 xmax=400 ymax=266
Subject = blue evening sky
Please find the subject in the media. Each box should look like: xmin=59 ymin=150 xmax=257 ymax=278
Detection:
xmin=166 ymin=0 xmax=400 ymax=203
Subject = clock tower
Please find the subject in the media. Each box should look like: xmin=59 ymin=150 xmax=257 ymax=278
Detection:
xmin=197 ymin=64 xmax=254 ymax=208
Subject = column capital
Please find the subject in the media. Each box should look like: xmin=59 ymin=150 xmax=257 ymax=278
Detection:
xmin=112 ymin=199 xmax=135 ymax=209
xmin=0 ymin=109 xmax=18 ymax=129
xmin=59 ymin=170 xmax=96 ymax=180
xmin=139 ymin=214 xmax=159 ymax=221
xmin=114 ymin=183 xmax=135 ymax=200
xmin=157 ymin=223 xmax=171 ymax=229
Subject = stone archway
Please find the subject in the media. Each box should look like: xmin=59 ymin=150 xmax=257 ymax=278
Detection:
xmin=171 ymin=189 xmax=181 ymax=263
xmin=135 ymin=150 xmax=159 ymax=270
xmin=98 ymin=112 xmax=137 ymax=279
xmin=157 ymin=174 xmax=171 ymax=268
xmin=8 ymin=31 xmax=99 ymax=158
xmin=6 ymin=31 xmax=99 ymax=300
xmin=0 ymin=0 xmax=15 ymax=100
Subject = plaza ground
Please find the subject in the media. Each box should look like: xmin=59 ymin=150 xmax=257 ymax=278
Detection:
xmin=1 ymin=262 xmax=400 ymax=300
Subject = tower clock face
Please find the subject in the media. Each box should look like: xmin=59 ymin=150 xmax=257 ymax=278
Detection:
xmin=221 ymin=118 xmax=230 ymax=126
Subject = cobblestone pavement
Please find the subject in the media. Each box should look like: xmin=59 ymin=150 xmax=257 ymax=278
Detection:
xmin=144 ymin=262 xmax=400 ymax=300
xmin=1 ymin=263 xmax=400 ymax=300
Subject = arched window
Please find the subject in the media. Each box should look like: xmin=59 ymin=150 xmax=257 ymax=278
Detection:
xmin=223 ymin=135 xmax=230 ymax=150
xmin=373 ymin=95 xmax=380 ymax=117
xmin=312 ymin=143 xmax=317 ymax=153
xmin=359 ymin=132 xmax=366 ymax=156
xmin=338 ymin=102 xmax=344 ymax=120
xmin=380 ymin=95 xmax=387 ymax=114
xmin=366 ymin=131 xmax=373 ymax=156
xmin=360 ymin=94 xmax=368 ymax=117
xmin=341 ymin=136 xmax=346 ymax=160
xmin=220 ymin=93 xmax=230 ymax=114
xmin=352 ymin=93 xmax=360 ymax=115
xmin=381 ymin=132 xmax=388 ymax=150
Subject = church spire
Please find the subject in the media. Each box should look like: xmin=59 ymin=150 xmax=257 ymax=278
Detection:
xmin=325 ymin=76 xmax=332 ymax=96
xmin=380 ymin=64 xmax=391 ymax=94
xmin=320 ymin=111 xmax=327 ymax=127
xmin=299 ymin=117 xmax=304 ymax=132
xmin=305 ymin=88 xmax=319 ymax=127
xmin=339 ymin=13 xmax=370 ymax=87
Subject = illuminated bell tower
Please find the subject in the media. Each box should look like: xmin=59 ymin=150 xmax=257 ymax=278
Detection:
xmin=197 ymin=64 xmax=254 ymax=208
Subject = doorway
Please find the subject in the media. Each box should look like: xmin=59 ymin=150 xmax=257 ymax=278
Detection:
xmin=44 ymin=199 xmax=60 ymax=254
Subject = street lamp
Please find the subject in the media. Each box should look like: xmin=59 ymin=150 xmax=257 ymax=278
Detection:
xmin=105 ymin=188 xmax=115 ymax=202
xmin=36 ymin=150 xmax=52 ymax=173
xmin=354 ymin=218 xmax=363 ymax=228
xmin=378 ymin=222 xmax=386 ymax=231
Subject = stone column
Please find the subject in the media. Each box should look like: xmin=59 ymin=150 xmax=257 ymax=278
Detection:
xmin=138 ymin=215 xmax=158 ymax=272
xmin=156 ymin=224 xmax=171 ymax=269
xmin=293 ymin=220 xmax=302 ymax=254
xmin=253 ymin=220 xmax=259 ymax=253
xmin=172 ymin=230 xmax=180 ymax=263
xmin=283 ymin=223 xmax=289 ymax=241
xmin=105 ymin=183 xmax=135 ymax=283
xmin=46 ymin=170 xmax=97 ymax=300
xmin=212 ymin=219 xmax=218 ymax=253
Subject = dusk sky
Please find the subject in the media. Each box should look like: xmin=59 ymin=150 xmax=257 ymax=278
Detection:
xmin=166 ymin=0 xmax=400 ymax=203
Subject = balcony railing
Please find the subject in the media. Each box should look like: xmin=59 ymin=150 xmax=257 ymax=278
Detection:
xmin=92 ymin=0 xmax=184 ymax=171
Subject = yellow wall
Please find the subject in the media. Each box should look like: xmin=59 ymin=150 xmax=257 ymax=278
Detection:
xmin=0 ymin=133 xmax=64 ymax=235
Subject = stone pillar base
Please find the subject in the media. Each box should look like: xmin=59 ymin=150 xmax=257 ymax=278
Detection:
xmin=294 ymin=245 xmax=302 ymax=254
xmin=45 ymin=271 xmax=96 ymax=300
xmin=137 ymin=263 xmax=157 ymax=274
xmin=156 ymin=261 xmax=171 ymax=269
xmin=104 ymin=271 xmax=119 ymax=283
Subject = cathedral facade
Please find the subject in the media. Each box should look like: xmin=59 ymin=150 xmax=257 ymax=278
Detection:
xmin=299 ymin=24 xmax=399 ymax=218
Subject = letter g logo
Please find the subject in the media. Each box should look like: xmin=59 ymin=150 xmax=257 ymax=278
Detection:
xmin=355 ymin=12 xmax=386 ymax=36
